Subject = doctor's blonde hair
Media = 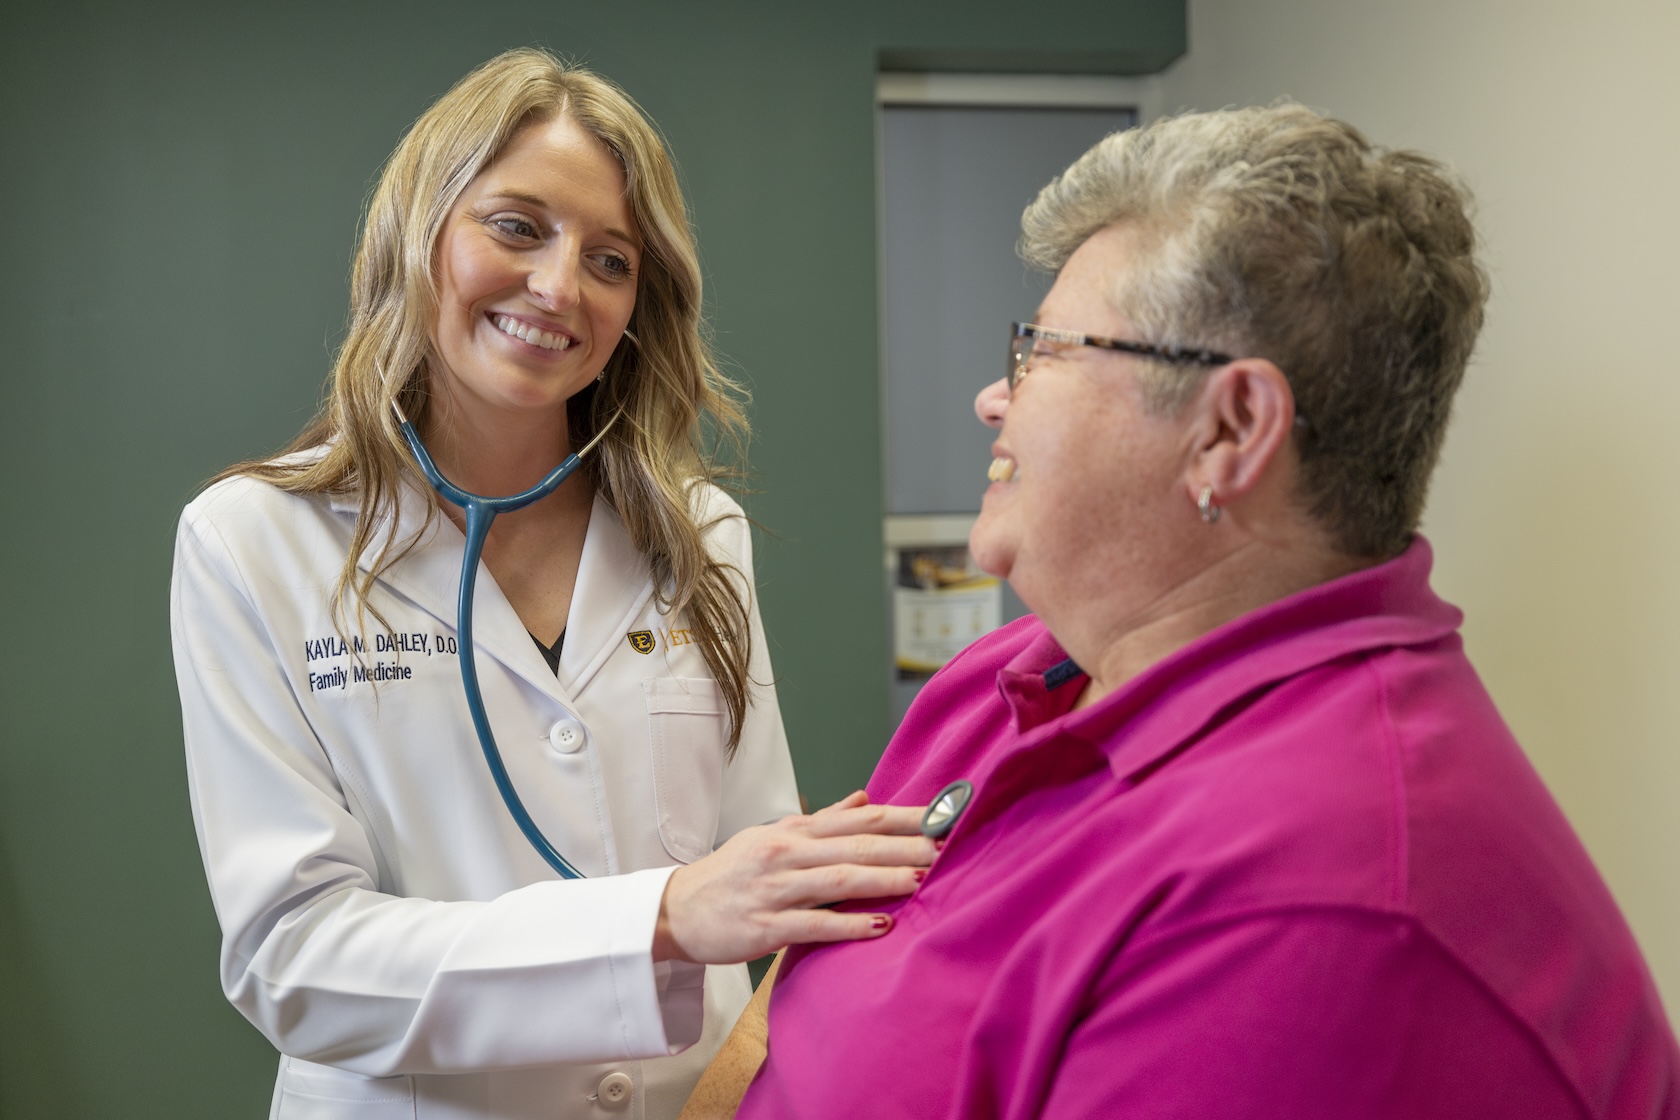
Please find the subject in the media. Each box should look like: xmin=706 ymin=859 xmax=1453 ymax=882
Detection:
xmin=224 ymin=47 xmax=757 ymax=748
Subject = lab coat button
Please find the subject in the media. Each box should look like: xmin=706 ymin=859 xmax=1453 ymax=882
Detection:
xmin=595 ymin=1071 xmax=633 ymax=1110
xmin=549 ymin=719 xmax=586 ymax=754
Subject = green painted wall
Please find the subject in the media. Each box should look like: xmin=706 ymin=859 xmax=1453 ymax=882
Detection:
xmin=0 ymin=2 xmax=1182 ymax=1113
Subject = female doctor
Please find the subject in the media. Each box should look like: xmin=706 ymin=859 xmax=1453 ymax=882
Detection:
xmin=170 ymin=49 xmax=933 ymax=1120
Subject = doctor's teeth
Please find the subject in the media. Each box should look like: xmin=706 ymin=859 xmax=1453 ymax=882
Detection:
xmin=493 ymin=315 xmax=570 ymax=351
xmin=988 ymin=457 xmax=1016 ymax=483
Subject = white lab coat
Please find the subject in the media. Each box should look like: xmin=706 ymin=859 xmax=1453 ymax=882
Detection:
xmin=170 ymin=464 xmax=799 ymax=1120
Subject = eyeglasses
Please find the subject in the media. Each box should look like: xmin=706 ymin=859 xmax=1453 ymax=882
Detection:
xmin=1008 ymin=322 xmax=1234 ymax=392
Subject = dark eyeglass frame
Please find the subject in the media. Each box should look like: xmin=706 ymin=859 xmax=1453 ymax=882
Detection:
xmin=1008 ymin=322 xmax=1234 ymax=392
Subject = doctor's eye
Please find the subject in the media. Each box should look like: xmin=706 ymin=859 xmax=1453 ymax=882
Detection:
xmin=484 ymin=214 xmax=541 ymax=242
xmin=592 ymin=251 xmax=635 ymax=281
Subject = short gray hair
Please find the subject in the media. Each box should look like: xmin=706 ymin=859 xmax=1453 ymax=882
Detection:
xmin=1021 ymin=104 xmax=1489 ymax=559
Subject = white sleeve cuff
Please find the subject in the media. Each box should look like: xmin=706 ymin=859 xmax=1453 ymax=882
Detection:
xmin=410 ymin=865 xmax=693 ymax=1068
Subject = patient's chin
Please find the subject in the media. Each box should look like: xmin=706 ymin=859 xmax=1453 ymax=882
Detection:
xmin=968 ymin=519 xmax=1013 ymax=582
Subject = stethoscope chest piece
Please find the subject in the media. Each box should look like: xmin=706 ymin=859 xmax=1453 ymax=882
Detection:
xmin=921 ymin=780 xmax=975 ymax=839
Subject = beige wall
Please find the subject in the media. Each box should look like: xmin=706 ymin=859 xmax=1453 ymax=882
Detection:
xmin=1156 ymin=0 xmax=1680 ymax=1008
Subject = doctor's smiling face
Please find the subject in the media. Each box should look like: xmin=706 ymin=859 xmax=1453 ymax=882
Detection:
xmin=969 ymin=222 xmax=1202 ymax=626
xmin=430 ymin=113 xmax=640 ymax=430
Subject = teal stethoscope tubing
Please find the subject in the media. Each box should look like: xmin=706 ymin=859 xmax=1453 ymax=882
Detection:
xmin=392 ymin=400 xmax=623 ymax=880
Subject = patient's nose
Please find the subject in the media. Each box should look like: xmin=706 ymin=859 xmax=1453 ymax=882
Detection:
xmin=975 ymin=378 xmax=1008 ymax=429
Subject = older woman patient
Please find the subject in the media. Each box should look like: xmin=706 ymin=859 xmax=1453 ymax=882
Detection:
xmin=684 ymin=105 xmax=1680 ymax=1119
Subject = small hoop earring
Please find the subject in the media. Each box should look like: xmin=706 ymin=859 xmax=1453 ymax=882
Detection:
xmin=1198 ymin=485 xmax=1221 ymax=524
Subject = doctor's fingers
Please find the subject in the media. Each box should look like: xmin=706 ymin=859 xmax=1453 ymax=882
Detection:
xmin=756 ymin=830 xmax=935 ymax=873
xmin=765 ymin=901 xmax=906 ymax=947
xmin=792 ymin=801 xmax=930 ymax=839
xmin=782 ymin=832 xmax=934 ymax=873
xmin=767 ymin=861 xmax=924 ymax=910
xmin=813 ymin=790 xmax=870 ymax=813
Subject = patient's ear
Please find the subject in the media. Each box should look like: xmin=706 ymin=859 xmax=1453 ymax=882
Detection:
xmin=1184 ymin=359 xmax=1297 ymax=505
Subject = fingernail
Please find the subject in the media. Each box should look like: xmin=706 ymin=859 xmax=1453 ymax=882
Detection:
xmin=934 ymin=839 xmax=946 ymax=852
xmin=913 ymin=868 xmax=927 ymax=883
xmin=871 ymin=914 xmax=892 ymax=931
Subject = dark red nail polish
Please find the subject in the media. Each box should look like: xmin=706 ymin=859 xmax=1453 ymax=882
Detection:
xmin=871 ymin=914 xmax=892 ymax=931
xmin=913 ymin=868 xmax=927 ymax=883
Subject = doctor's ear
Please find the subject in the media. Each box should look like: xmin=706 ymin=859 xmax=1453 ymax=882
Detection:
xmin=1185 ymin=358 xmax=1297 ymax=504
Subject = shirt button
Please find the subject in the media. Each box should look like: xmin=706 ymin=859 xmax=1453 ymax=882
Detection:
xmin=595 ymin=1071 xmax=633 ymax=1110
xmin=549 ymin=719 xmax=586 ymax=754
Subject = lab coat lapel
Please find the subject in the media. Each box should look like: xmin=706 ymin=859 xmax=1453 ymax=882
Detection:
xmin=558 ymin=494 xmax=655 ymax=696
xmin=330 ymin=486 xmax=571 ymax=701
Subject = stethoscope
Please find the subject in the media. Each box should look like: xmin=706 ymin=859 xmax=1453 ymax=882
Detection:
xmin=920 ymin=780 xmax=973 ymax=839
xmin=392 ymin=398 xmax=623 ymax=879
xmin=393 ymin=393 xmax=975 ymax=872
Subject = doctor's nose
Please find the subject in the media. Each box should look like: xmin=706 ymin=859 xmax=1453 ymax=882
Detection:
xmin=975 ymin=378 xmax=1009 ymax=430
xmin=527 ymin=247 xmax=583 ymax=312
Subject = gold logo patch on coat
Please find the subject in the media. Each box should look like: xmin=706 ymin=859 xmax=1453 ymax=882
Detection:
xmin=627 ymin=630 xmax=656 ymax=655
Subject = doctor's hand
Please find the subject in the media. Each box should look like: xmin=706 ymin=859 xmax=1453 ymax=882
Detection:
xmin=652 ymin=791 xmax=935 ymax=964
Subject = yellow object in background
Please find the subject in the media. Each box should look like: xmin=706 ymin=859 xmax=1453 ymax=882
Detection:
xmin=893 ymin=578 xmax=1003 ymax=673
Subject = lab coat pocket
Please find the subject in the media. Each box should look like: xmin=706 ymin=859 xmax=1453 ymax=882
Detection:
xmin=275 ymin=1056 xmax=416 ymax=1119
xmin=644 ymin=677 xmax=727 ymax=864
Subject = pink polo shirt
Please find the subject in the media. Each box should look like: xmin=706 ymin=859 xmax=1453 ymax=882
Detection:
xmin=741 ymin=539 xmax=1678 ymax=1119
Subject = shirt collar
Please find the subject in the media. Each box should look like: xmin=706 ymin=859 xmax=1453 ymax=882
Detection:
xmin=327 ymin=481 xmax=654 ymax=700
xmin=998 ymin=537 xmax=1461 ymax=784
xmin=996 ymin=630 xmax=1088 ymax=733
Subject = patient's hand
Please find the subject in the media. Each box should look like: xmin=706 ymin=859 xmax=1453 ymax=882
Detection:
xmin=654 ymin=791 xmax=933 ymax=963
